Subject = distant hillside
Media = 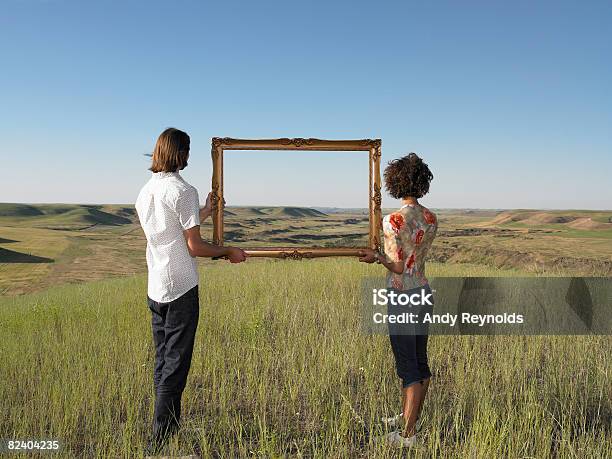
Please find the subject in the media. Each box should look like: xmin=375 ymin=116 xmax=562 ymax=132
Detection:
xmin=224 ymin=207 xmax=268 ymax=217
xmin=312 ymin=207 xmax=368 ymax=215
xmin=0 ymin=203 xmax=331 ymax=228
xmin=258 ymin=207 xmax=327 ymax=218
xmin=225 ymin=206 xmax=327 ymax=218
xmin=0 ymin=203 xmax=72 ymax=217
xmin=0 ymin=203 xmax=135 ymax=229
xmin=482 ymin=210 xmax=612 ymax=231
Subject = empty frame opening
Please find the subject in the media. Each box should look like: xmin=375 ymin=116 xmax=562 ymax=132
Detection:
xmin=221 ymin=149 xmax=369 ymax=248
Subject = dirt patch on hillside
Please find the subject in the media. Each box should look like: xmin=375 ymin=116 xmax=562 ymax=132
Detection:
xmin=566 ymin=217 xmax=612 ymax=230
xmin=489 ymin=212 xmax=525 ymax=225
xmin=522 ymin=213 xmax=577 ymax=224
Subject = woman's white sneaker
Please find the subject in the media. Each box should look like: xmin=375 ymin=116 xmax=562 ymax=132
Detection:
xmin=381 ymin=413 xmax=403 ymax=427
xmin=381 ymin=430 xmax=417 ymax=447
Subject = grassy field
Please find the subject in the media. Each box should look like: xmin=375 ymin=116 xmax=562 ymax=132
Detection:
xmin=1 ymin=259 xmax=610 ymax=458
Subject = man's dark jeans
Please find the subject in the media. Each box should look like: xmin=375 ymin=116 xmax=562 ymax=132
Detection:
xmin=147 ymin=285 xmax=199 ymax=443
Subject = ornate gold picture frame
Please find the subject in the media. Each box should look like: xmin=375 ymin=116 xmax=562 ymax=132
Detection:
xmin=210 ymin=137 xmax=382 ymax=258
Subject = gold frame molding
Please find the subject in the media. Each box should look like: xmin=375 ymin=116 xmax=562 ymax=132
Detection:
xmin=210 ymin=137 xmax=382 ymax=258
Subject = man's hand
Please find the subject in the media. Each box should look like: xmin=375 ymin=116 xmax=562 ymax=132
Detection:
xmin=199 ymin=192 xmax=213 ymax=221
xmin=200 ymin=191 xmax=226 ymax=221
xmin=358 ymin=248 xmax=378 ymax=263
xmin=226 ymin=247 xmax=247 ymax=263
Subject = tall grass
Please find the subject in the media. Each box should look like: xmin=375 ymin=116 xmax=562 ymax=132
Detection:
xmin=1 ymin=259 xmax=610 ymax=457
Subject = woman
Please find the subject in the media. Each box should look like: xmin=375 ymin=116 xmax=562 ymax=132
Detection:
xmin=359 ymin=153 xmax=438 ymax=447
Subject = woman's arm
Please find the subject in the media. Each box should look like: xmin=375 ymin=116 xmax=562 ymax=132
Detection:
xmin=377 ymin=251 xmax=404 ymax=274
xmin=358 ymin=213 xmax=406 ymax=274
xmin=358 ymin=249 xmax=404 ymax=274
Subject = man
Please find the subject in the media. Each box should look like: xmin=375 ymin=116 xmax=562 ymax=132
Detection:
xmin=135 ymin=127 xmax=247 ymax=452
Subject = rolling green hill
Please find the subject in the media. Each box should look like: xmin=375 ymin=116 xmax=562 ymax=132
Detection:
xmin=257 ymin=206 xmax=327 ymax=218
xmin=0 ymin=203 xmax=135 ymax=229
xmin=0 ymin=203 xmax=46 ymax=217
xmin=224 ymin=206 xmax=327 ymax=218
xmin=483 ymin=209 xmax=612 ymax=231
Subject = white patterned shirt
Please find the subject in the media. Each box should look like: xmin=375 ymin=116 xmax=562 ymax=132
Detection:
xmin=135 ymin=171 xmax=200 ymax=303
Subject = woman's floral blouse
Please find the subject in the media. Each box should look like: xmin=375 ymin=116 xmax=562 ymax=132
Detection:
xmin=382 ymin=203 xmax=438 ymax=290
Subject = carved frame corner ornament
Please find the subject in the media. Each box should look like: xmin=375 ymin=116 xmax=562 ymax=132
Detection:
xmin=210 ymin=137 xmax=382 ymax=258
xmin=279 ymin=250 xmax=314 ymax=260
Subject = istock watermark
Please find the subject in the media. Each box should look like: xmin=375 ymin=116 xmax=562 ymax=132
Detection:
xmin=372 ymin=288 xmax=434 ymax=307
xmin=361 ymin=277 xmax=612 ymax=335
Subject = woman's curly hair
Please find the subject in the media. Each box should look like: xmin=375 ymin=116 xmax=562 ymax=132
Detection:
xmin=383 ymin=153 xmax=433 ymax=199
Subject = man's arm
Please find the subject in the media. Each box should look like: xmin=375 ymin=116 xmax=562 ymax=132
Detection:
xmin=183 ymin=226 xmax=246 ymax=262
xmin=180 ymin=188 xmax=243 ymax=261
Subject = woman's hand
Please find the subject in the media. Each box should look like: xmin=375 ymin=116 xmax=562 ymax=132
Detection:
xmin=358 ymin=248 xmax=378 ymax=263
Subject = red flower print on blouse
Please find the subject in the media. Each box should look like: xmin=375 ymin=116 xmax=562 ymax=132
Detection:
xmin=389 ymin=213 xmax=404 ymax=233
xmin=392 ymin=275 xmax=403 ymax=289
xmin=414 ymin=229 xmax=424 ymax=245
xmin=406 ymin=252 xmax=415 ymax=270
xmin=423 ymin=208 xmax=436 ymax=225
xmin=397 ymin=247 xmax=404 ymax=261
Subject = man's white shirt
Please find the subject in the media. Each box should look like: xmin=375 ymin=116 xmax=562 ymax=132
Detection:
xmin=135 ymin=171 xmax=200 ymax=303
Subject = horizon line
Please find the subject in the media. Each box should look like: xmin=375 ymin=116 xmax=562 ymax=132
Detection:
xmin=1 ymin=202 xmax=611 ymax=212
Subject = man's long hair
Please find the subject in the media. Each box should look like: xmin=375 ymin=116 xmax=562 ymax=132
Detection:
xmin=150 ymin=128 xmax=190 ymax=172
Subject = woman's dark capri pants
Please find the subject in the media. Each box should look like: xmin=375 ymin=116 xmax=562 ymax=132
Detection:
xmin=387 ymin=283 xmax=434 ymax=388
xmin=147 ymin=285 xmax=199 ymax=440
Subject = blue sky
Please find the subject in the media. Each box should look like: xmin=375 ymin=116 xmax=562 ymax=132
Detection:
xmin=1 ymin=0 xmax=610 ymax=209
